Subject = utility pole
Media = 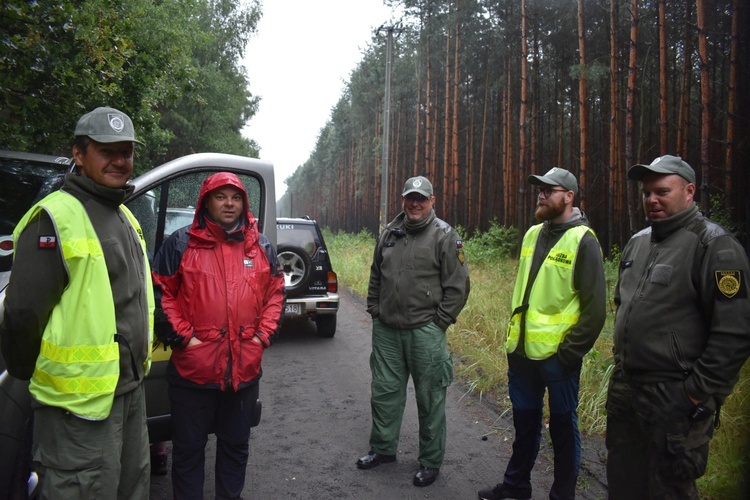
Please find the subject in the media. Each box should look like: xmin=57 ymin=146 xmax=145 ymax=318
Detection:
xmin=378 ymin=24 xmax=400 ymax=234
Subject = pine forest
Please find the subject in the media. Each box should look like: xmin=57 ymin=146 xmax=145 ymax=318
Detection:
xmin=280 ymin=0 xmax=749 ymax=254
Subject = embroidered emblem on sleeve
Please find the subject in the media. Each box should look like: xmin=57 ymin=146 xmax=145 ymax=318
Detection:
xmin=715 ymin=270 xmax=741 ymax=298
xmin=456 ymin=240 xmax=466 ymax=265
xmin=38 ymin=236 xmax=57 ymax=249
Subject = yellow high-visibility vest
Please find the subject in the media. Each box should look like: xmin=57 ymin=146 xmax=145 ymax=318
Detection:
xmin=14 ymin=191 xmax=154 ymax=420
xmin=506 ymin=224 xmax=593 ymax=360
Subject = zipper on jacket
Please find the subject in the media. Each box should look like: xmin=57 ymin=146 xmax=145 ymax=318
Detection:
xmin=237 ymin=325 xmax=245 ymax=373
xmin=621 ymin=244 xmax=659 ymax=360
xmin=219 ymin=328 xmax=231 ymax=387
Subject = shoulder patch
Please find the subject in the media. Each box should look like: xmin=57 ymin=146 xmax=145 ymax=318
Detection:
xmin=717 ymin=249 xmax=737 ymax=263
xmin=456 ymin=240 xmax=466 ymax=265
xmin=38 ymin=236 xmax=57 ymax=249
xmin=715 ymin=270 xmax=745 ymax=299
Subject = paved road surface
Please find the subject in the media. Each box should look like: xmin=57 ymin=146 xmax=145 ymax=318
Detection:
xmin=150 ymin=288 xmax=608 ymax=499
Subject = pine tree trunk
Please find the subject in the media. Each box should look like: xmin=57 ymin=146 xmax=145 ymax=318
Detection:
xmin=414 ymin=53 xmax=422 ymax=177
xmin=609 ymin=0 xmax=621 ymax=252
xmin=676 ymin=2 xmax=692 ymax=158
xmin=518 ymin=0 xmax=530 ymax=231
xmin=724 ymin=0 xmax=738 ymax=195
xmin=578 ymin=0 xmax=589 ymax=210
xmin=443 ymin=29 xmax=452 ymax=209
xmin=658 ymin=0 xmax=668 ymax=154
xmin=452 ymin=13 xmax=461 ymax=222
xmin=696 ymin=0 xmax=711 ymax=212
xmin=425 ymin=23 xmax=434 ymax=179
xmin=531 ymin=27 xmax=540 ymax=185
xmin=503 ymin=61 xmax=514 ymax=227
xmin=625 ymin=0 xmax=639 ymax=234
xmin=478 ymin=63 xmax=489 ymax=228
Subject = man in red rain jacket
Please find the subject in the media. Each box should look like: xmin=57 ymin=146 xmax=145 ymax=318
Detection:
xmin=152 ymin=172 xmax=285 ymax=499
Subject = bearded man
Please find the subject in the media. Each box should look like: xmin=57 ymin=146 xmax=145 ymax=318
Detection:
xmin=478 ymin=168 xmax=606 ymax=500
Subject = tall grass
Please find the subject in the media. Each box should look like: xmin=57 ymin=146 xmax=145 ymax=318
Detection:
xmin=323 ymin=226 xmax=749 ymax=498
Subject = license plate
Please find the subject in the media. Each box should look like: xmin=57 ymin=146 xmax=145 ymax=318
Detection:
xmin=285 ymin=303 xmax=301 ymax=315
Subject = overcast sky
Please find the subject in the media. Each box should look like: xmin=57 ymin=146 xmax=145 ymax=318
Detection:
xmin=242 ymin=0 xmax=397 ymax=200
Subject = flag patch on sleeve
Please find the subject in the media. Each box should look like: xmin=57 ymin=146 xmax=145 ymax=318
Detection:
xmin=456 ymin=240 xmax=466 ymax=265
xmin=38 ymin=236 xmax=57 ymax=249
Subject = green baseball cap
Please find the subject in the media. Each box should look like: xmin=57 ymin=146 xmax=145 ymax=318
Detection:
xmin=628 ymin=155 xmax=696 ymax=184
xmin=74 ymin=107 xmax=145 ymax=146
xmin=403 ymin=176 xmax=433 ymax=197
xmin=528 ymin=167 xmax=578 ymax=194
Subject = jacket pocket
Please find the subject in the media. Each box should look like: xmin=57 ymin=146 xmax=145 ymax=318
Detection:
xmin=173 ymin=339 xmax=223 ymax=384
xmin=192 ymin=326 xmax=223 ymax=343
xmin=668 ymin=331 xmax=692 ymax=371
xmin=662 ymin=419 xmax=713 ymax=482
xmin=237 ymin=336 xmax=263 ymax=383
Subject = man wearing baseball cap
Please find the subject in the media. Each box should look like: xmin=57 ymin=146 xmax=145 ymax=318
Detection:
xmin=1 ymin=106 xmax=154 ymax=498
xmin=479 ymin=167 xmax=606 ymax=500
xmin=606 ymin=155 xmax=750 ymax=498
xmin=358 ymin=175 xmax=470 ymax=487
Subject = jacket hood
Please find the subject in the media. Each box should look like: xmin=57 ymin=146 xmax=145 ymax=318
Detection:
xmin=193 ymin=172 xmax=257 ymax=232
xmin=542 ymin=207 xmax=589 ymax=235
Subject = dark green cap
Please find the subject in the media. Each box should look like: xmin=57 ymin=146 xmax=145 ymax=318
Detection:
xmin=528 ymin=167 xmax=578 ymax=194
xmin=403 ymin=176 xmax=433 ymax=197
xmin=628 ymin=155 xmax=696 ymax=184
xmin=74 ymin=107 xmax=145 ymax=146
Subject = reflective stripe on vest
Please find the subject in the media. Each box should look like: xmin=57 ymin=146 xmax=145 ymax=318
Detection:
xmin=506 ymin=224 xmax=593 ymax=360
xmin=14 ymin=191 xmax=153 ymax=419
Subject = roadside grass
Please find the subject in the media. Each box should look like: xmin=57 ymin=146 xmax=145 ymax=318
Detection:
xmin=322 ymin=227 xmax=749 ymax=499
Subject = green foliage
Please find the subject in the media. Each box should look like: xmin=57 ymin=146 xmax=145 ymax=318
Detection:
xmin=706 ymin=193 xmax=747 ymax=241
xmin=0 ymin=0 xmax=260 ymax=167
xmin=603 ymin=244 xmax=621 ymax=314
xmin=698 ymin=359 xmax=750 ymax=498
xmin=322 ymin=227 xmax=375 ymax=298
xmin=463 ymin=220 xmax=519 ymax=263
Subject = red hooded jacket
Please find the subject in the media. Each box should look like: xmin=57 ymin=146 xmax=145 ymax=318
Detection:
xmin=152 ymin=172 xmax=285 ymax=390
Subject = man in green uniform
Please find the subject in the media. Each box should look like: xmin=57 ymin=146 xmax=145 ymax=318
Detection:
xmin=607 ymin=155 xmax=750 ymax=499
xmin=0 ymin=107 xmax=153 ymax=499
xmin=356 ymin=175 xmax=470 ymax=487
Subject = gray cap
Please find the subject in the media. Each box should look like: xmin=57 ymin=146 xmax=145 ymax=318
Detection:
xmin=74 ymin=106 xmax=145 ymax=146
xmin=628 ymin=155 xmax=696 ymax=184
xmin=403 ymin=176 xmax=433 ymax=197
xmin=527 ymin=167 xmax=578 ymax=194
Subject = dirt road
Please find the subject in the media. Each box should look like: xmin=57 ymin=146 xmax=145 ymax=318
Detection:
xmin=150 ymin=288 xmax=608 ymax=499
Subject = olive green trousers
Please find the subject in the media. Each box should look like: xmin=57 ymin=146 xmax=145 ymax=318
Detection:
xmin=33 ymin=384 xmax=150 ymax=499
xmin=368 ymin=319 xmax=453 ymax=468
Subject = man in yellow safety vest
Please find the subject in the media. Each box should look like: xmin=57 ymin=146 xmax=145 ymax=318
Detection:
xmin=478 ymin=168 xmax=606 ymax=500
xmin=1 ymin=107 xmax=154 ymax=499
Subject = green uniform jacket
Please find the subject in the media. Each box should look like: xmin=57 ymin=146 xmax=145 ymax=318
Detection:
xmin=614 ymin=204 xmax=750 ymax=403
xmin=1 ymin=174 xmax=151 ymax=398
xmin=367 ymin=210 xmax=470 ymax=331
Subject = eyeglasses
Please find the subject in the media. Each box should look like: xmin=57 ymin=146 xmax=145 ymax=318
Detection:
xmin=536 ymin=187 xmax=568 ymax=198
xmin=404 ymin=193 xmax=431 ymax=203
